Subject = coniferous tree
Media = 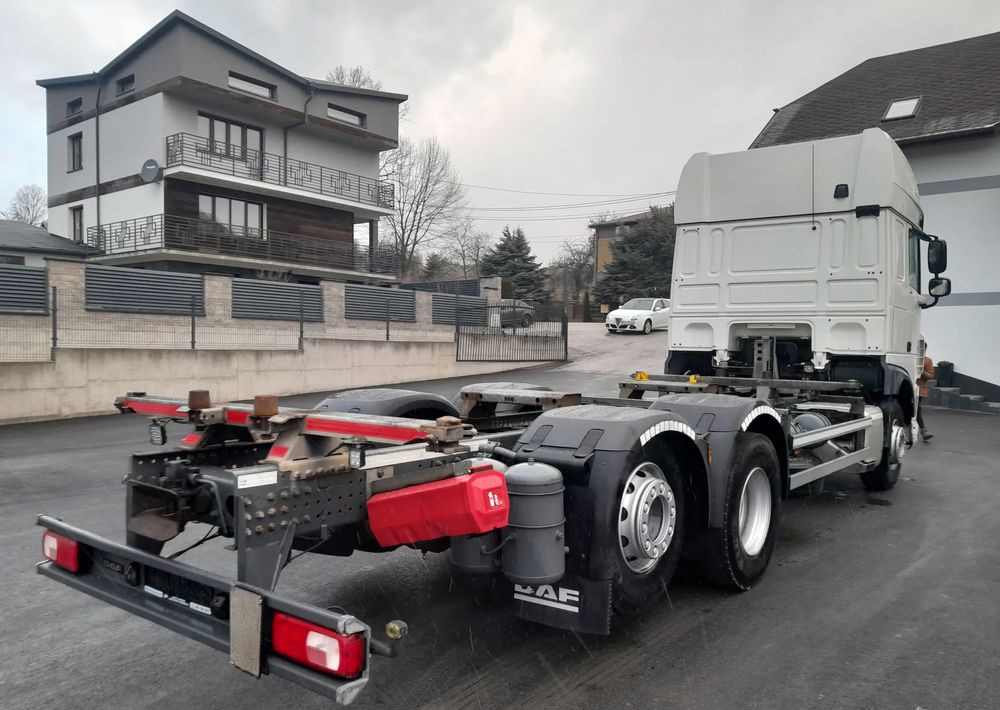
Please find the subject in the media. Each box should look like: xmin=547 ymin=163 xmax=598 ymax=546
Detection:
xmin=421 ymin=252 xmax=453 ymax=280
xmin=480 ymin=226 xmax=550 ymax=303
xmin=595 ymin=206 xmax=675 ymax=306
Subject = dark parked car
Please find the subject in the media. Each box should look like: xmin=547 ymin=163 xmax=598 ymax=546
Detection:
xmin=499 ymin=300 xmax=534 ymax=328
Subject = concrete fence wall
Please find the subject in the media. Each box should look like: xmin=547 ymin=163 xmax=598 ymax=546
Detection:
xmin=0 ymin=261 xmax=546 ymax=423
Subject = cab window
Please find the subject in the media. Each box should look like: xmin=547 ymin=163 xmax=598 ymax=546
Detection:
xmin=907 ymin=230 xmax=921 ymax=292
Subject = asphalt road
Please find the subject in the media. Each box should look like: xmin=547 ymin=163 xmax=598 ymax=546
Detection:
xmin=1 ymin=327 xmax=998 ymax=710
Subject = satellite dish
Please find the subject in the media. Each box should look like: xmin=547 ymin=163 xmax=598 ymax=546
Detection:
xmin=140 ymin=159 xmax=161 ymax=183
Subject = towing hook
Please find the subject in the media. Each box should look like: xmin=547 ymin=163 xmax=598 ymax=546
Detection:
xmin=370 ymin=620 xmax=408 ymax=658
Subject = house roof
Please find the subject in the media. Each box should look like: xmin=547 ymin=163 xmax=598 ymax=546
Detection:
xmin=589 ymin=206 xmax=672 ymax=229
xmin=36 ymin=10 xmax=408 ymax=103
xmin=0 ymin=220 xmax=94 ymax=256
xmin=751 ymin=31 xmax=1000 ymax=149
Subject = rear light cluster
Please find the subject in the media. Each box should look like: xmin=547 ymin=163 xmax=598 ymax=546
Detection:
xmin=271 ymin=613 xmax=365 ymax=679
xmin=42 ymin=531 xmax=80 ymax=573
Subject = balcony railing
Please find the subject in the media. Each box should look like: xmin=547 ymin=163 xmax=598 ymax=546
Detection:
xmin=86 ymin=215 xmax=399 ymax=275
xmin=165 ymin=132 xmax=394 ymax=209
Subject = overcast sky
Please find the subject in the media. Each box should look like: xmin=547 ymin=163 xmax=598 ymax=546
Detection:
xmin=2 ymin=0 xmax=998 ymax=262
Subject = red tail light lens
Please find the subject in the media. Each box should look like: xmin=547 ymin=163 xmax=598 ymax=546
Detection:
xmin=271 ymin=613 xmax=365 ymax=679
xmin=42 ymin=531 xmax=80 ymax=573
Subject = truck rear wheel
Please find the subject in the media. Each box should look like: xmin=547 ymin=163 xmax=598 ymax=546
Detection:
xmin=692 ymin=433 xmax=780 ymax=591
xmin=612 ymin=448 xmax=685 ymax=613
xmin=860 ymin=398 xmax=905 ymax=492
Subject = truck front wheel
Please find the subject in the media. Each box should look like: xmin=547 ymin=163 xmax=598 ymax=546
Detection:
xmin=612 ymin=449 xmax=686 ymax=613
xmin=692 ymin=433 xmax=781 ymax=591
xmin=860 ymin=398 xmax=905 ymax=492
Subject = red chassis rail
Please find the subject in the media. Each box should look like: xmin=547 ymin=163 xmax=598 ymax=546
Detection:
xmin=115 ymin=393 xmax=471 ymax=448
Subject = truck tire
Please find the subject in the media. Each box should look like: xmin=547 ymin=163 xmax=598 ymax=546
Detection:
xmin=860 ymin=398 xmax=905 ymax=492
xmin=692 ymin=433 xmax=780 ymax=591
xmin=612 ymin=447 xmax=686 ymax=613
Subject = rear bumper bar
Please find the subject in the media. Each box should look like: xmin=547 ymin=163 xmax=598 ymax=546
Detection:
xmin=36 ymin=515 xmax=371 ymax=705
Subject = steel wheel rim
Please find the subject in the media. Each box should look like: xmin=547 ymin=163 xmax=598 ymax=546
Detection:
xmin=618 ymin=462 xmax=676 ymax=574
xmin=888 ymin=423 xmax=907 ymax=467
xmin=738 ymin=466 xmax=771 ymax=557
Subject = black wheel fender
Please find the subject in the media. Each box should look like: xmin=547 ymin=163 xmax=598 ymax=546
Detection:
xmin=314 ymin=388 xmax=459 ymax=420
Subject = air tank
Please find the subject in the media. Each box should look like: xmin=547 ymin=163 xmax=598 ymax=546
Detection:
xmin=500 ymin=460 xmax=566 ymax=585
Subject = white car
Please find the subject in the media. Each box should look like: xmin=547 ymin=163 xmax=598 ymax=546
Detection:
xmin=605 ymin=298 xmax=670 ymax=334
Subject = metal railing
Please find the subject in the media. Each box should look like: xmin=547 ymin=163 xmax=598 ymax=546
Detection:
xmin=165 ymin=132 xmax=394 ymax=209
xmin=86 ymin=214 xmax=398 ymax=275
xmin=455 ymin=302 xmax=568 ymax=362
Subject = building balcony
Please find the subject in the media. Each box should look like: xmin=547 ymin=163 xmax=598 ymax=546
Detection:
xmin=85 ymin=214 xmax=398 ymax=277
xmin=164 ymin=132 xmax=394 ymax=213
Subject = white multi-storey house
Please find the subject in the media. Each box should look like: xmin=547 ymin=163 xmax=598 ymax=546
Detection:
xmin=37 ymin=10 xmax=405 ymax=283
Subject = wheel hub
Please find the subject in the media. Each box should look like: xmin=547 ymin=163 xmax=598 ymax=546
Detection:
xmin=888 ymin=423 xmax=907 ymax=466
xmin=737 ymin=466 xmax=772 ymax=557
xmin=618 ymin=462 xmax=676 ymax=574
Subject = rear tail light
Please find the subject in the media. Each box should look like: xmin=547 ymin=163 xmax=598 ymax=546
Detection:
xmin=42 ymin=530 xmax=80 ymax=573
xmin=271 ymin=613 xmax=365 ymax=679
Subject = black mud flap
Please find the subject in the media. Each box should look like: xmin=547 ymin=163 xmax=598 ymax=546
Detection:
xmin=510 ymin=573 xmax=612 ymax=635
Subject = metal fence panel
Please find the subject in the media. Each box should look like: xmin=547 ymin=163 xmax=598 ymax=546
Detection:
xmin=456 ymin=303 xmax=568 ymax=362
xmin=405 ymin=279 xmax=480 ymax=296
xmin=232 ymin=280 xmax=323 ymax=322
xmin=0 ymin=264 xmax=48 ymax=314
xmin=344 ymin=284 xmax=415 ymax=322
xmin=85 ymin=264 xmax=205 ymax=315
xmin=431 ymin=294 xmax=488 ymax=325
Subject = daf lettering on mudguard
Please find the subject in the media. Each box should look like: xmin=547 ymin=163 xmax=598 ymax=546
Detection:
xmin=513 ymin=584 xmax=580 ymax=613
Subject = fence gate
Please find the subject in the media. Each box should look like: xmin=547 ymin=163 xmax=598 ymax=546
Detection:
xmin=455 ymin=302 xmax=568 ymax=362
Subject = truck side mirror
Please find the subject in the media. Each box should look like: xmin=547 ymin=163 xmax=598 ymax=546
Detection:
xmin=927 ymin=240 xmax=947 ymax=274
xmin=928 ymin=276 xmax=951 ymax=297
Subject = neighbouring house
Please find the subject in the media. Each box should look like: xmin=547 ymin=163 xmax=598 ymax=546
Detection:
xmin=590 ymin=209 xmax=654 ymax=283
xmin=36 ymin=10 xmax=404 ymax=284
xmin=751 ymin=31 xmax=1000 ymax=398
xmin=0 ymin=220 xmax=94 ymax=266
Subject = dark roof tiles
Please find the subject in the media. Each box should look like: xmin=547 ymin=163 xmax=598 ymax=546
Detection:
xmin=752 ymin=31 xmax=1000 ymax=148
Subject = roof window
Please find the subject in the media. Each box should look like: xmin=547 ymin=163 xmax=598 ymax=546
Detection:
xmin=228 ymin=72 xmax=276 ymax=100
xmin=883 ymin=97 xmax=921 ymax=121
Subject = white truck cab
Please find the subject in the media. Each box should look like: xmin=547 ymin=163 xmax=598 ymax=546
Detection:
xmin=666 ymin=128 xmax=950 ymax=424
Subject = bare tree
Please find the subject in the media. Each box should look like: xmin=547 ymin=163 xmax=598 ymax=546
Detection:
xmin=551 ymin=234 xmax=597 ymax=299
xmin=1 ymin=184 xmax=47 ymax=227
xmin=384 ymin=137 xmax=467 ymax=274
xmin=443 ymin=218 xmax=492 ymax=277
xmin=326 ymin=64 xmax=409 ymax=120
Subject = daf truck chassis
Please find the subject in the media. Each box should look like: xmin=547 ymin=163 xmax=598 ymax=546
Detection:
xmin=35 ymin=129 xmax=951 ymax=704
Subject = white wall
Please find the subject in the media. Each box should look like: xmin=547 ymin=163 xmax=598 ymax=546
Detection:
xmin=98 ymin=183 xmax=164 ymax=224
xmin=99 ymin=93 xmax=169 ymax=181
xmin=47 ymin=118 xmax=96 ymax=197
xmin=901 ymin=134 xmax=1000 ymax=385
xmin=48 ymin=196 xmax=97 ymax=241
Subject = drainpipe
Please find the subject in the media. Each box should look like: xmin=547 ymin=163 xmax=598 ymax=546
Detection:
xmin=283 ymin=86 xmax=315 ymax=187
xmin=94 ymin=75 xmax=102 ymax=240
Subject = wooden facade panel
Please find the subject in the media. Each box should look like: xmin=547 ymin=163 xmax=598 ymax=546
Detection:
xmin=164 ymin=178 xmax=354 ymax=243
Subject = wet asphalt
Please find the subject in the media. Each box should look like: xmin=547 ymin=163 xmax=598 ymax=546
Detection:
xmin=1 ymin=330 xmax=998 ymax=710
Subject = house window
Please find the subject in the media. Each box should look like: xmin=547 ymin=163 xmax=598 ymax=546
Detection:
xmin=0 ymin=254 xmax=26 ymax=265
xmin=70 ymin=206 xmax=84 ymax=243
xmin=67 ymin=132 xmax=83 ymax=172
xmin=228 ymin=72 xmax=276 ymax=100
xmin=66 ymin=97 xmax=83 ymax=117
xmin=326 ymin=103 xmax=365 ymax=127
xmin=197 ymin=113 xmax=263 ymax=160
xmin=115 ymin=74 xmax=135 ymax=96
xmin=198 ymin=194 xmax=264 ymax=237
xmin=883 ymin=97 xmax=920 ymax=121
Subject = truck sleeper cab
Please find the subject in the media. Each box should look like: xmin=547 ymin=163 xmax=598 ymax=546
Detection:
xmin=665 ymin=128 xmax=949 ymax=476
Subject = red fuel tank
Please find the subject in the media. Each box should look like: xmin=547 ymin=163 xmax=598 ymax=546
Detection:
xmin=366 ymin=468 xmax=508 ymax=547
